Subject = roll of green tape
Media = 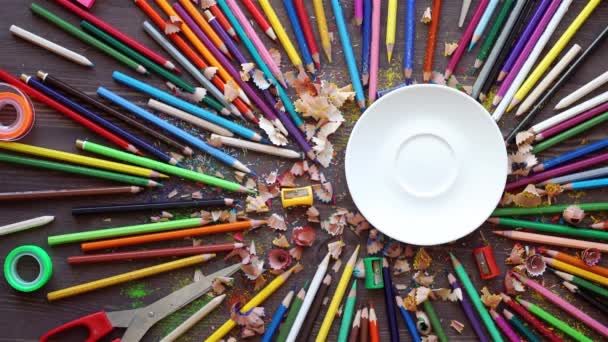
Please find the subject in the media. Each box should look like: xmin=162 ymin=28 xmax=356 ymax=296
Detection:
xmin=4 ymin=245 xmax=52 ymax=292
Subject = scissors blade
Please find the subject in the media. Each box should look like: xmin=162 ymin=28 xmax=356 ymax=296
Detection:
xmin=105 ymin=309 xmax=139 ymax=328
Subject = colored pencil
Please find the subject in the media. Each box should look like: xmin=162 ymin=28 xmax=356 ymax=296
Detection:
xmin=331 ymin=0 xmax=365 ymax=111
xmin=298 ymin=274 xmax=332 ymax=342
xmin=562 ymin=281 xmax=608 ymax=315
xmin=176 ymin=0 xmax=230 ymax=57
xmin=368 ymin=304 xmax=380 ymax=342
xmin=262 ymin=290 xmax=295 ymax=342
xmin=72 ymin=198 xmax=233 ymax=215
xmin=517 ymin=44 xmax=582 ymax=116
xmin=494 ymin=230 xmax=608 ymax=252
xmin=503 ymin=309 xmax=541 ymax=342
xmin=30 ymin=4 xmax=146 ymax=74
xmin=511 ymin=271 xmax=608 ymax=337
xmin=451 ymin=254 xmax=503 ymax=341
xmin=160 ymin=294 xmax=226 ymax=342
xmin=552 ymin=269 xmax=608 ymax=299
xmin=0 ymin=216 xmax=54 ymax=237
xmin=423 ymin=0 xmax=442 ymax=82
xmin=403 ymin=0 xmax=415 ymax=82
xmin=448 ymin=273 xmax=490 ymax=342
xmin=423 ymin=298 xmax=447 ymax=342
xmin=242 ymin=0 xmax=276 ymax=41
xmin=281 ymin=0 xmax=314 ymax=73
xmin=148 ymin=99 xmax=233 ymax=138
xmin=77 ymin=140 xmax=251 ymax=194
xmin=538 ymin=166 xmax=608 ymax=186
xmin=368 ymin=0 xmax=381 ymax=104
xmin=494 ymin=202 xmax=608 ymax=216
xmin=386 ymin=0 xmax=398 ymax=62
xmin=210 ymin=133 xmax=302 ymax=159
xmin=488 ymin=217 xmax=608 ymax=241
xmin=510 ymin=0 xmax=602 ymax=111
xmin=459 ymin=0 xmax=472 ymax=27
xmin=382 ymin=259 xmax=400 ymax=342
xmin=444 ymin=0 xmax=490 ymax=80
xmin=474 ymin=0 xmax=514 ymax=68
xmin=530 ymin=91 xmax=608 ymax=134
xmin=489 ymin=309 xmax=519 ymax=342
xmin=360 ymin=0 xmax=372 ymax=86
xmin=534 ymin=136 xmax=608 ymax=172
xmin=561 ymin=178 xmax=608 ymax=191
xmin=48 ymin=254 xmax=215 ymax=301
xmin=205 ymin=266 xmax=298 ymax=341
xmin=294 ymin=0 xmax=320 ymax=68
xmin=277 ymin=283 xmax=308 ymax=342
xmin=316 ymin=246 xmax=360 ymax=342
xmin=68 ymin=243 xmax=242 ymax=265
xmin=540 ymin=248 xmax=608 ymax=278
xmin=545 ymin=259 xmax=608 ymax=287
xmin=504 ymin=24 xmax=608 ymax=143
xmin=313 ymin=0 xmax=332 ymax=62
xmin=0 ymin=186 xmax=142 ymax=202
xmin=557 ymin=71 xmax=608 ymax=110
xmin=492 ymin=0 xmax=570 ymax=122
xmin=0 ymin=142 xmax=164 ymax=179
xmin=337 ymin=282 xmax=357 ymax=342
xmin=53 ymin=0 xmax=178 ymax=73
xmin=10 ymin=25 xmax=93 ymax=67
xmin=394 ymin=297 xmax=421 ymax=342
xmin=348 ymin=308 xmax=361 ymax=342
xmin=202 ymin=0 xmax=237 ymax=41
xmin=258 ymin=0 xmax=303 ymax=72
xmin=501 ymin=294 xmax=563 ymax=342
xmin=354 ymin=0 xmax=363 ymax=26
xmin=81 ymin=220 xmax=264 ymax=252
xmin=0 ymin=152 xmax=158 ymax=188
xmin=359 ymin=307 xmax=369 ymax=342
xmin=469 ymin=0 xmax=498 ymax=51
xmin=517 ymin=299 xmax=593 ymax=342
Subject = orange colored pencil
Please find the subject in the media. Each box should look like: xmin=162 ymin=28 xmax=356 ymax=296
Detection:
xmin=369 ymin=303 xmax=380 ymax=342
xmin=540 ymin=248 xmax=608 ymax=278
xmin=423 ymin=0 xmax=442 ymax=82
xmin=177 ymin=0 xmax=230 ymax=57
xmin=81 ymin=220 xmax=265 ymax=252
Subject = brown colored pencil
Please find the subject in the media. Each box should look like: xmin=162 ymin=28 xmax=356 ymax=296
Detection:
xmin=494 ymin=230 xmax=608 ymax=252
xmin=348 ymin=307 xmax=361 ymax=342
xmin=301 ymin=274 xmax=332 ymax=342
xmin=539 ymin=248 xmax=608 ymax=278
xmin=359 ymin=306 xmax=369 ymax=342
xmin=369 ymin=303 xmax=380 ymax=342
xmin=0 ymin=186 xmax=142 ymax=201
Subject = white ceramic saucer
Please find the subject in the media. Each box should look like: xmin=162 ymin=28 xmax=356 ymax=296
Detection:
xmin=345 ymin=85 xmax=507 ymax=245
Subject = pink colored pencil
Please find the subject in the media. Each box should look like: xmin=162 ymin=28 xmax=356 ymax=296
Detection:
xmin=511 ymin=271 xmax=608 ymax=337
xmin=489 ymin=309 xmax=521 ymax=342
xmin=535 ymin=102 xmax=608 ymax=141
xmin=354 ymin=0 xmax=363 ymax=26
xmin=224 ymin=0 xmax=286 ymax=87
xmin=505 ymin=152 xmax=608 ymax=191
xmin=368 ymin=0 xmax=381 ymax=104
xmin=444 ymin=0 xmax=489 ymax=79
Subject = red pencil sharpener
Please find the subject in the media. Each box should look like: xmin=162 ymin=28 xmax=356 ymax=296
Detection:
xmin=473 ymin=245 xmax=500 ymax=280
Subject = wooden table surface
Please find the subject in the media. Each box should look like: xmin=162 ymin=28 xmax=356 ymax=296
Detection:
xmin=0 ymin=0 xmax=607 ymax=341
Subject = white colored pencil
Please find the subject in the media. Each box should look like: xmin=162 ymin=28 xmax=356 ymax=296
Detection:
xmin=516 ymin=44 xmax=582 ymax=116
xmin=160 ymin=294 xmax=225 ymax=342
xmin=556 ymin=70 xmax=608 ymax=110
xmin=459 ymin=0 xmax=472 ymax=27
xmin=10 ymin=25 xmax=93 ymax=67
xmin=147 ymin=99 xmax=233 ymax=137
xmin=209 ymin=134 xmax=302 ymax=159
xmin=0 ymin=216 xmax=54 ymax=236
xmin=530 ymin=90 xmax=608 ymax=134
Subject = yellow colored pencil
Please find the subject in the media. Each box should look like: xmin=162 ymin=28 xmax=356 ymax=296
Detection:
xmin=0 ymin=141 xmax=166 ymax=179
xmin=313 ymin=0 xmax=332 ymax=62
xmin=205 ymin=265 xmax=298 ymax=342
xmin=386 ymin=0 xmax=398 ymax=62
xmin=544 ymin=256 xmax=608 ymax=287
xmin=508 ymin=0 xmax=601 ymax=111
xmin=316 ymin=245 xmax=360 ymax=342
xmin=259 ymin=0 xmax=304 ymax=73
xmin=47 ymin=254 xmax=215 ymax=301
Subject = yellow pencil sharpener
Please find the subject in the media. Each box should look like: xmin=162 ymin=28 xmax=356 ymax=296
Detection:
xmin=280 ymin=186 xmax=314 ymax=208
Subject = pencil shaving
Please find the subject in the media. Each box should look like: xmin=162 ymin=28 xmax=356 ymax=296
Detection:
xmin=267 ymin=213 xmax=286 ymax=231
xmin=367 ymin=229 xmax=383 ymax=254
xmin=313 ymin=182 xmax=333 ymax=202
xmin=211 ymin=276 xmax=234 ymax=295
xmin=413 ymin=248 xmax=432 ymax=270
xmin=421 ymin=7 xmax=432 ymax=24
xmin=327 ymin=240 xmax=345 ymax=259
xmin=508 ymin=151 xmax=537 ymax=176
xmin=450 ymin=320 xmax=465 ymax=334
xmin=480 ymin=287 xmax=501 ymax=309
xmin=277 ymin=171 xmax=296 ymax=187
xmin=164 ymin=21 xmax=180 ymax=34
xmin=306 ymin=206 xmax=320 ymax=222
xmin=289 ymin=246 xmax=303 ymax=260
xmin=258 ymin=116 xmax=288 ymax=146
xmin=444 ymin=42 xmax=458 ymax=56
xmin=292 ymin=226 xmax=316 ymax=246
xmin=231 ymin=304 xmax=265 ymax=338
xmin=253 ymin=69 xmax=271 ymax=90
xmin=581 ymin=248 xmax=601 ymax=266
xmin=504 ymin=271 xmax=525 ymax=295
xmin=506 ymin=243 xmax=525 ymax=265
xmin=524 ymin=254 xmax=546 ymax=276
xmin=414 ymin=271 xmax=435 ymax=287
xmin=513 ymin=184 xmax=542 ymax=208
xmin=223 ymin=79 xmax=239 ymax=101
xmin=268 ymin=48 xmax=281 ymax=67
xmin=240 ymin=62 xmax=255 ymax=81
xmin=393 ymin=259 xmax=411 ymax=275
xmin=272 ymin=234 xmax=290 ymax=248
xmin=268 ymin=248 xmax=292 ymax=270
xmin=241 ymin=258 xmax=265 ymax=280
xmin=384 ymin=241 xmax=402 ymax=258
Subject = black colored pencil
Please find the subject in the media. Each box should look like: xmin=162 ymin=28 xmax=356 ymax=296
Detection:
xmin=564 ymin=281 xmax=608 ymax=315
xmin=72 ymin=198 xmax=235 ymax=215
xmin=300 ymin=274 xmax=332 ymax=342
xmin=382 ymin=258 xmax=400 ymax=342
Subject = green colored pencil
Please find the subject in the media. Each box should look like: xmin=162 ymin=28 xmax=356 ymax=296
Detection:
xmin=552 ymin=269 xmax=608 ymax=299
xmin=276 ymin=282 xmax=308 ymax=342
xmin=450 ymin=253 xmax=504 ymax=342
xmin=0 ymin=152 xmax=158 ymax=188
xmin=47 ymin=217 xmax=208 ymax=246
xmin=502 ymin=309 xmax=541 ymax=342
xmin=30 ymin=3 xmax=147 ymax=74
xmin=493 ymin=202 xmax=608 ymax=216
xmin=487 ymin=217 xmax=608 ymax=241
xmin=474 ymin=0 xmax=515 ymax=68
xmin=337 ymin=281 xmax=357 ymax=342
xmin=76 ymin=140 xmax=251 ymax=194
xmin=423 ymin=298 xmax=448 ymax=342
xmin=517 ymin=299 xmax=593 ymax=342
xmin=79 ymin=21 xmax=227 ymax=115
xmin=533 ymin=110 xmax=608 ymax=154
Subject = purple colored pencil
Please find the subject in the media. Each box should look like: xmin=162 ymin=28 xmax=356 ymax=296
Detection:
xmin=495 ymin=0 xmax=560 ymax=101
xmin=490 ymin=309 xmax=521 ymax=342
xmin=498 ymin=0 xmax=552 ymax=82
xmin=535 ymin=102 xmax=608 ymax=141
xmin=448 ymin=274 xmax=490 ymax=342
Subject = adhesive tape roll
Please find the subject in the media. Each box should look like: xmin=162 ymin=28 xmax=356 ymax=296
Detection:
xmin=0 ymin=83 xmax=35 ymax=141
xmin=4 ymin=245 xmax=52 ymax=292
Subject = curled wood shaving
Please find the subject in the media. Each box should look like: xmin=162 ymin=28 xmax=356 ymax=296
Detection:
xmin=506 ymin=243 xmax=525 ymax=265
xmin=413 ymin=248 xmax=432 ymax=271
xmin=306 ymin=206 xmax=320 ymax=222
xmin=321 ymin=208 xmax=349 ymax=235
xmin=516 ymin=131 xmax=535 ymax=146
xmin=272 ymin=234 xmax=290 ymax=248
xmin=245 ymin=178 xmax=257 ymax=190
xmin=332 ymin=259 xmax=342 ymax=273
xmin=384 ymin=241 xmax=403 ymax=258
xmin=413 ymin=271 xmax=435 ymax=287
xmin=290 ymin=161 xmax=306 ymax=176
xmin=234 ymin=171 xmax=246 ymax=183
xmin=393 ymin=259 xmax=411 ymax=275
xmin=432 ymin=288 xmax=462 ymax=302
xmin=259 ymin=116 xmax=288 ymax=146
xmin=269 ymin=48 xmax=281 ymax=67
xmin=289 ymin=246 xmax=303 ymax=260
xmin=416 ymin=311 xmax=432 ymax=335
xmin=240 ymin=63 xmax=255 ymax=81
xmin=444 ymin=42 xmax=458 ymax=56
xmin=292 ymin=226 xmax=316 ymax=246
xmin=504 ymin=271 xmax=526 ymax=295
xmin=268 ymin=248 xmax=292 ymax=270
xmin=203 ymin=67 xmax=217 ymax=79
xmin=327 ymin=240 xmax=345 ymax=259
xmin=421 ymin=7 xmax=432 ymax=24
xmin=200 ymin=0 xmax=216 ymax=9
xmin=480 ymin=287 xmax=502 ymax=309
xmin=278 ymin=171 xmax=296 ymax=187
xmin=313 ymin=182 xmax=333 ymax=203
xmin=253 ymin=69 xmax=271 ymax=90
xmin=513 ymin=184 xmax=542 ymax=208
xmin=508 ymin=151 xmax=537 ymax=176
xmin=450 ymin=320 xmax=465 ymax=334
xmin=164 ymin=21 xmax=181 ymax=34
xmin=525 ymin=254 xmax=546 ymax=277
xmin=245 ymin=196 xmax=269 ymax=213
xmin=544 ymin=183 xmax=563 ymax=204
xmin=212 ymin=276 xmax=234 ymax=295
xmin=265 ymin=171 xmax=278 ymax=185
xmin=241 ymin=258 xmax=265 ymax=280
xmin=581 ymin=248 xmax=601 ymax=266
xmin=268 ymin=213 xmax=287 ymax=231
xmin=231 ymin=305 xmax=265 ymax=338
xmin=367 ymin=229 xmax=384 ymax=255
xmin=224 ymin=79 xmax=239 ymax=102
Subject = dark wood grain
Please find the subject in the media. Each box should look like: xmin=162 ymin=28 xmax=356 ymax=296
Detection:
xmin=0 ymin=0 xmax=607 ymax=341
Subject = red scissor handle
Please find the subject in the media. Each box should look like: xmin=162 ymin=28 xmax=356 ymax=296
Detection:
xmin=40 ymin=311 xmax=118 ymax=342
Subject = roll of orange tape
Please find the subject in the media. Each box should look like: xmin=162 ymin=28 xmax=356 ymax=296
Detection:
xmin=0 ymin=83 xmax=35 ymax=141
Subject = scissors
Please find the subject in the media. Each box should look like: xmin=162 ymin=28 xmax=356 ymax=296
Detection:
xmin=40 ymin=263 xmax=241 ymax=342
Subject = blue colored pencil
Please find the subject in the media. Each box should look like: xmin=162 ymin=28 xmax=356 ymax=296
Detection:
xmin=97 ymin=87 xmax=253 ymax=174
xmin=403 ymin=0 xmax=416 ymax=82
xmin=564 ymin=178 xmax=608 ymax=191
xmin=24 ymin=76 xmax=181 ymax=166
xmin=469 ymin=0 xmax=499 ymax=51
xmin=395 ymin=295 xmax=422 ymax=342
xmin=534 ymin=138 xmax=608 ymax=172
xmin=361 ymin=0 xmax=372 ymax=86
xmin=261 ymin=289 xmax=294 ymax=342
xmin=282 ymin=0 xmax=315 ymax=74
xmin=111 ymin=71 xmax=266 ymax=143
xmin=330 ymin=0 xmax=366 ymax=111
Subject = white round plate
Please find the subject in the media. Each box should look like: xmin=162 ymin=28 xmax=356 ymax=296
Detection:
xmin=345 ymin=85 xmax=507 ymax=245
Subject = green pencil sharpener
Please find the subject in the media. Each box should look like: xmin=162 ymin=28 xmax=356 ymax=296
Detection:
xmin=363 ymin=257 xmax=384 ymax=289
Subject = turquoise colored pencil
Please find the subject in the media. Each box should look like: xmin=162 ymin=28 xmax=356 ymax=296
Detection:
xmin=470 ymin=0 xmax=499 ymax=50
xmin=337 ymin=281 xmax=358 ymax=342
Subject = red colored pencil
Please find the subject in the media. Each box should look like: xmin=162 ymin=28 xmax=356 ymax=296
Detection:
xmin=369 ymin=303 xmax=380 ymax=342
xmin=205 ymin=0 xmax=238 ymax=42
xmin=294 ymin=0 xmax=321 ymax=68
xmin=0 ymin=68 xmax=136 ymax=153
xmin=241 ymin=0 xmax=277 ymax=41
xmin=423 ymin=0 xmax=442 ymax=82
xmin=53 ymin=0 xmax=180 ymax=74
